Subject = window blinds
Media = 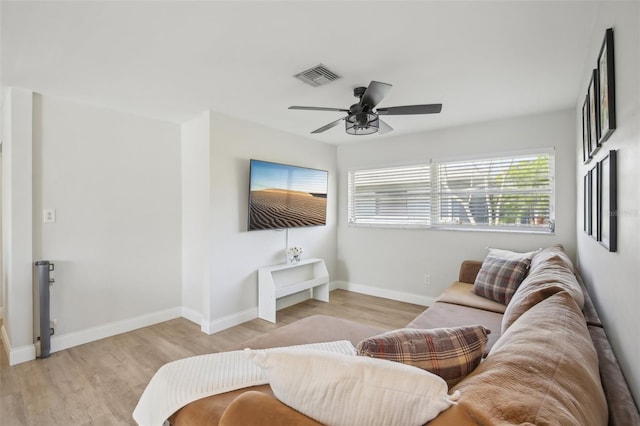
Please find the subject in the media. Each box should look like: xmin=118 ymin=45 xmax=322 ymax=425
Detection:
xmin=348 ymin=151 xmax=554 ymax=232
xmin=435 ymin=153 xmax=553 ymax=230
xmin=348 ymin=164 xmax=431 ymax=226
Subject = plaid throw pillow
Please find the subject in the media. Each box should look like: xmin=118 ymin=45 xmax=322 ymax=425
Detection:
xmin=356 ymin=326 xmax=490 ymax=388
xmin=473 ymin=256 xmax=531 ymax=305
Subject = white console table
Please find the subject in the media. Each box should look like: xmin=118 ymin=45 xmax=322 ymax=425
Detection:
xmin=258 ymin=258 xmax=329 ymax=323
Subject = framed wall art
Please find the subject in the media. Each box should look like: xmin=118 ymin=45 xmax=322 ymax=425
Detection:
xmin=598 ymin=28 xmax=616 ymax=144
xmin=598 ymin=150 xmax=617 ymax=251
xmin=584 ymin=172 xmax=591 ymax=234
xmin=582 ymin=96 xmax=591 ymax=164
xmin=588 ymin=69 xmax=600 ymax=157
xmin=590 ymin=164 xmax=598 ymax=240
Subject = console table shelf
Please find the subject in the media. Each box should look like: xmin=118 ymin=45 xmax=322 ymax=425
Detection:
xmin=258 ymin=258 xmax=329 ymax=323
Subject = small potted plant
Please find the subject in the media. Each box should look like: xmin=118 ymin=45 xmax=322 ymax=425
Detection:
xmin=286 ymin=246 xmax=303 ymax=264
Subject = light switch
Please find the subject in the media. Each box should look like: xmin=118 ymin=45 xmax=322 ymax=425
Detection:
xmin=43 ymin=209 xmax=56 ymax=223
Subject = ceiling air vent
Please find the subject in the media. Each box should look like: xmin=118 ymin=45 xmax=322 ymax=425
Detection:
xmin=293 ymin=64 xmax=341 ymax=87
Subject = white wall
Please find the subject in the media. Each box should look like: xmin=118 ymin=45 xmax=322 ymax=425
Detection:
xmin=0 ymin=150 xmax=3 ymax=319
xmin=575 ymin=2 xmax=640 ymax=403
xmin=181 ymin=111 xmax=211 ymax=327
xmin=337 ymin=109 xmax=576 ymax=305
xmin=201 ymin=112 xmax=337 ymax=331
xmin=2 ymin=91 xmax=337 ymax=357
xmin=28 ymin=94 xmax=182 ymax=352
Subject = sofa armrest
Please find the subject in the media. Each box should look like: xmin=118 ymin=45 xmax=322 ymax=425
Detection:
xmin=219 ymin=391 xmax=322 ymax=426
xmin=458 ymin=260 xmax=483 ymax=284
xmin=588 ymin=326 xmax=640 ymax=425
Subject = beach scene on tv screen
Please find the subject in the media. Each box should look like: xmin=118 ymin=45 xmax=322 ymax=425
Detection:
xmin=249 ymin=160 xmax=328 ymax=230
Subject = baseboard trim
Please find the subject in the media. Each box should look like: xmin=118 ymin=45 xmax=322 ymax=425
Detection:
xmin=333 ymin=281 xmax=436 ymax=307
xmin=1 ymin=325 xmax=36 ymax=365
xmin=0 ymin=325 xmax=7 ymax=359
xmin=50 ymin=307 xmax=182 ymax=354
xmin=201 ymin=307 xmax=257 ymax=335
xmin=1 ymin=286 xmax=431 ymax=364
xmin=198 ymin=281 xmax=432 ymax=336
xmin=181 ymin=306 xmax=202 ymax=326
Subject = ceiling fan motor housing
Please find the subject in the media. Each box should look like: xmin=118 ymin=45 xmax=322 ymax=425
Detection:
xmin=346 ymin=112 xmax=379 ymax=135
xmin=353 ymin=112 xmax=376 ymax=126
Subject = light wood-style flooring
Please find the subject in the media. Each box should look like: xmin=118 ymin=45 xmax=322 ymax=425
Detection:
xmin=0 ymin=290 xmax=425 ymax=426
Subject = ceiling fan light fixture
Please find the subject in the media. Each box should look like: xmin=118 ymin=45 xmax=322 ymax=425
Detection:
xmin=345 ymin=112 xmax=379 ymax=135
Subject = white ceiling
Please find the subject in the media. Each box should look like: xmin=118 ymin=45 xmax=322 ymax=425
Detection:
xmin=1 ymin=1 xmax=602 ymax=144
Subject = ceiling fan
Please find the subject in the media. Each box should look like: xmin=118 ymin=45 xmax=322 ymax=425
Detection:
xmin=289 ymin=81 xmax=442 ymax=135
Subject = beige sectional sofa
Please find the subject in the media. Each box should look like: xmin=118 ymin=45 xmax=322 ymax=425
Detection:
xmin=170 ymin=245 xmax=639 ymax=425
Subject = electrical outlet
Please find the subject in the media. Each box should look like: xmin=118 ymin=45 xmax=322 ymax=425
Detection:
xmin=43 ymin=209 xmax=56 ymax=223
xmin=423 ymin=273 xmax=431 ymax=286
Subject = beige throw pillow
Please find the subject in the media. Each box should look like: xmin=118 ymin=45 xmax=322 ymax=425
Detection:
xmin=246 ymin=348 xmax=456 ymax=426
xmin=488 ymin=247 xmax=540 ymax=261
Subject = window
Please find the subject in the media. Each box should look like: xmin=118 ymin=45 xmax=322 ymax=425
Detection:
xmin=435 ymin=152 xmax=554 ymax=231
xmin=348 ymin=150 xmax=555 ymax=233
xmin=348 ymin=164 xmax=431 ymax=227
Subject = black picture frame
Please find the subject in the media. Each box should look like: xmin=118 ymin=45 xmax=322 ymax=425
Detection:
xmin=588 ymin=69 xmax=601 ymax=158
xmin=590 ymin=164 xmax=598 ymax=240
xmin=584 ymin=172 xmax=591 ymax=234
xmin=582 ymin=96 xmax=591 ymax=164
xmin=598 ymin=28 xmax=616 ymax=145
xmin=598 ymin=150 xmax=617 ymax=251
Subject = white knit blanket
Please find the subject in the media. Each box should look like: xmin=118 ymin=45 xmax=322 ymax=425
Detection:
xmin=132 ymin=340 xmax=357 ymax=426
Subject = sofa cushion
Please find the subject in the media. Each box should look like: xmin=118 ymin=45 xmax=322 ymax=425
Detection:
xmin=501 ymin=246 xmax=584 ymax=333
xmin=437 ymin=281 xmax=506 ymax=314
xmin=429 ymin=291 xmax=607 ymax=426
xmin=230 ymin=314 xmax=385 ymax=350
xmin=246 ymin=347 xmax=455 ymax=426
xmin=472 ymin=255 xmax=530 ymax=304
xmin=355 ymin=326 xmax=489 ymax=388
xmin=407 ymin=301 xmax=503 ymax=351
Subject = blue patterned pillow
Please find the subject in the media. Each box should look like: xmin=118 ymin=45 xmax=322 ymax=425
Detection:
xmin=473 ymin=256 xmax=530 ymax=305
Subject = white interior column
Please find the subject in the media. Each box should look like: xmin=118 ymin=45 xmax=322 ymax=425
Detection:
xmin=1 ymin=87 xmax=35 ymax=364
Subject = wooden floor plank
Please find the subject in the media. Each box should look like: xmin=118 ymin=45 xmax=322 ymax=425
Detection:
xmin=0 ymin=290 xmax=425 ymax=425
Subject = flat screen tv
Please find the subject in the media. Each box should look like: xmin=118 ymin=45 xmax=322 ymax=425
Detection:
xmin=248 ymin=159 xmax=328 ymax=231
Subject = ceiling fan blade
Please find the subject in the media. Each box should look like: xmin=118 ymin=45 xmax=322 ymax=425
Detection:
xmin=378 ymin=119 xmax=393 ymax=134
xmin=289 ymin=106 xmax=350 ymax=112
xmin=311 ymin=117 xmax=346 ymax=134
xmin=361 ymin=81 xmax=392 ymax=108
xmin=377 ymin=104 xmax=442 ymax=115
